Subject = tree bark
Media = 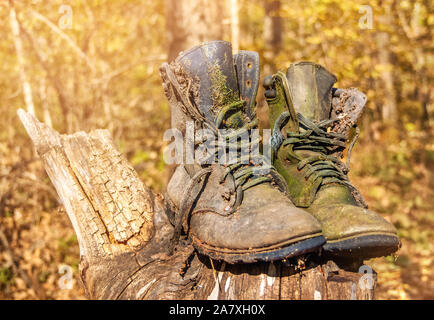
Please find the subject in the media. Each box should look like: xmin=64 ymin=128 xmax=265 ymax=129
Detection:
xmin=263 ymin=0 xmax=283 ymax=75
xmin=17 ymin=109 xmax=377 ymax=300
xmin=165 ymin=0 xmax=227 ymax=61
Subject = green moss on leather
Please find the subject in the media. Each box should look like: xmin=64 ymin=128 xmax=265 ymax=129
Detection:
xmin=266 ymin=67 xmax=398 ymax=241
xmin=208 ymin=63 xmax=239 ymax=115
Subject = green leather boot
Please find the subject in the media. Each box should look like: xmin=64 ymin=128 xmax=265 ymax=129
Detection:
xmin=263 ymin=61 xmax=400 ymax=259
xmin=160 ymin=42 xmax=325 ymax=263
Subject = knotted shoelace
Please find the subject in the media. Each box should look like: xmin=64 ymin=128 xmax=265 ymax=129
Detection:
xmin=163 ymin=64 xmax=287 ymax=253
xmin=271 ymin=111 xmax=367 ymax=207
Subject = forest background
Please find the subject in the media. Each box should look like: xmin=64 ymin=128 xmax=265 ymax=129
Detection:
xmin=0 ymin=0 xmax=432 ymax=299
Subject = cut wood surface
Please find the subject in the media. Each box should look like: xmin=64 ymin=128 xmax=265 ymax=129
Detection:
xmin=17 ymin=109 xmax=376 ymax=300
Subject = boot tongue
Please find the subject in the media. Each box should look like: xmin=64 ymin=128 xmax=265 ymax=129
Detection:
xmin=175 ymin=40 xmax=241 ymax=127
xmin=234 ymin=51 xmax=260 ymax=120
xmin=285 ymin=62 xmax=337 ymax=122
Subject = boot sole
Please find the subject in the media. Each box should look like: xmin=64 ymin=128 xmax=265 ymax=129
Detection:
xmin=323 ymin=233 xmax=401 ymax=259
xmin=192 ymin=234 xmax=326 ymax=264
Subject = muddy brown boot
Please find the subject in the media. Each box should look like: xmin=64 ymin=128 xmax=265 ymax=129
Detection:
xmin=264 ymin=61 xmax=400 ymax=259
xmin=160 ymin=42 xmax=325 ymax=263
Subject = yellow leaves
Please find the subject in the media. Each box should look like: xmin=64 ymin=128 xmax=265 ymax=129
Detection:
xmin=404 ymin=122 xmax=416 ymax=132
xmin=0 ymin=0 xmax=431 ymax=301
xmin=369 ymin=63 xmax=394 ymax=79
xmin=106 ymin=37 xmax=125 ymax=54
xmin=306 ymin=36 xmax=323 ymax=45
xmin=323 ymin=28 xmax=343 ymax=38
xmin=399 ymin=0 xmax=412 ymax=10
xmin=374 ymin=63 xmax=394 ymax=73
xmin=428 ymin=14 xmax=434 ymax=26
xmin=368 ymin=185 xmax=388 ymax=201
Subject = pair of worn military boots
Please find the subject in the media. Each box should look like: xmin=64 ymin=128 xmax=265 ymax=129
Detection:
xmin=160 ymin=40 xmax=400 ymax=264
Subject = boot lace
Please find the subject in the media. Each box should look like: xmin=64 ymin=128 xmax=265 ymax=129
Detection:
xmin=163 ymin=63 xmax=287 ymax=253
xmin=271 ymin=111 xmax=367 ymax=208
xmin=215 ymin=101 xmax=287 ymax=195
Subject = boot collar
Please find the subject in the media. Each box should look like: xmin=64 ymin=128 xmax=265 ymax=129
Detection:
xmin=285 ymin=62 xmax=337 ymax=122
xmin=175 ymin=40 xmax=240 ymax=124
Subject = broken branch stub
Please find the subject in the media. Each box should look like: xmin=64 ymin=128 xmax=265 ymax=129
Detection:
xmin=18 ymin=109 xmax=155 ymax=258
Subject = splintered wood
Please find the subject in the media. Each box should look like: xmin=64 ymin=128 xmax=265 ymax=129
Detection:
xmin=18 ymin=109 xmax=154 ymax=258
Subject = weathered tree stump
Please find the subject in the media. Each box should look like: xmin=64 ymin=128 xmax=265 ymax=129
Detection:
xmin=17 ymin=109 xmax=376 ymax=300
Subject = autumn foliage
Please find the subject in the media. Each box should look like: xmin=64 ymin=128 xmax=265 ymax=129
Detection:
xmin=0 ymin=0 xmax=432 ymax=299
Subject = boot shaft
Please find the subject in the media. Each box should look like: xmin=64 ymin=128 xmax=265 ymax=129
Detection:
xmin=264 ymin=62 xmax=337 ymax=136
xmin=176 ymin=41 xmax=240 ymax=122
xmin=286 ymin=62 xmax=336 ymax=122
xmin=264 ymin=62 xmax=361 ymax=206
xmin=161 ymin=40 xmax=246 ymax=133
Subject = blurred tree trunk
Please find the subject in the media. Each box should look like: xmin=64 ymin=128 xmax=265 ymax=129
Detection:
xmin=376 ymin=33 xmax=398 ymax=126
xmin=20 ymin=25 xmax=69 ymax=130
xmin=9 ymin=1 xmax=35 ymax=116
xmin=230 ymin=0 xmax=240 ymax=52
xmin=39 ymin=77 xmax=53 ymax=128
xmin=417 ymin=65 xmax=431 ymax=131
xmin=395 ymin=0 xmax=432 ymax=131
xmin=376 ymin=4 xmax=398 ymax=126
xmin=263 ymin=0 xmax=282 ymax=75
xmin=165 ymin=0 xmax=227 ymax=61
xmin=164 ymin=0 xmax=228 ymax=182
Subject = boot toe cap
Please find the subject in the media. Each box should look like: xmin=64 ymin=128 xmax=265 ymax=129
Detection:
xmin=315 ymin=204 xmax=398 ymax=241
xmin=190 ymin=185 xmax=322 ymax=251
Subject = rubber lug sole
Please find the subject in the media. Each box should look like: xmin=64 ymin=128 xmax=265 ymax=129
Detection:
xmin=193 ymin=235 xmax=326 ymax=264
xmin=323 ymin=234 xmax=401 ymax=259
